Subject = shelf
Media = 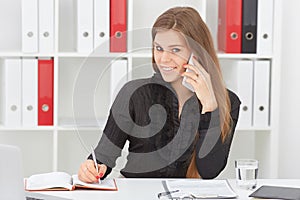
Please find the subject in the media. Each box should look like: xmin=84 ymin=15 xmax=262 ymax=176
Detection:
xmin=217 ymin=53 xmax=273 ymax=59
xmin=0 ymin=52 xmax=273 ymax=60
xmin=0 ymin=52 xmax=55 ymax=58
xmin=236 ymin=127 xmax=272 ymax=132
xmin=57 ymin=52 xmax=128 ymax=58
xmin=0 ymin=0 xmax=279 ymax=178
xmin=0 ymin=126 xmax=55 ymax=131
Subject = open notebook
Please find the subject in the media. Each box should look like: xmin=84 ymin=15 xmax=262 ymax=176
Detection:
xmin=0 ymin=144 xmax=70 ymax=200
xmin=25 ymin=172 xmax=117 ymax=191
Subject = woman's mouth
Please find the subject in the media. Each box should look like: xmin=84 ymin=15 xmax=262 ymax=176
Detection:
xmin=160 ymin=65 xmax=176 ymax=72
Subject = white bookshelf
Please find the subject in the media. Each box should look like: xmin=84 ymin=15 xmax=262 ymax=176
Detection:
xmin=0 ymin=0 xmax=281 ymax=179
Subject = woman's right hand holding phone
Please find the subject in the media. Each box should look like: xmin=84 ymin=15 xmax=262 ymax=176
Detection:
xmin=181 ymin=56 xmax=218 ymax=114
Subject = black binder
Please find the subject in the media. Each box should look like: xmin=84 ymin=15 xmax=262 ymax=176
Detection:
xmin=242 ymin=0 xmax=257 ymax=53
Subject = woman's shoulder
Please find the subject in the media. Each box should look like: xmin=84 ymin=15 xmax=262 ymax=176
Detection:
xmin=112 ymin=78 xmax=154 ymax=107
xmin=121 ymin=75 xmax=171 ymax=93
xmin=227 ymin=89 xmax=241 ymax=110
xmin=116 ymin=76 xmax=163 ymax=97
xmin=120 ymin=77 xmax=152 ymax=91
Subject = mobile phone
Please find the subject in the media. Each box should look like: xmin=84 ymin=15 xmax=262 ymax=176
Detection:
xmin=182 ymin=54 xmax=195 ymax=92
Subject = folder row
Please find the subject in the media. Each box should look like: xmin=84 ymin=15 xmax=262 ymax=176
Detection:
xmin=21 ymin=0 xmax=127 ymax=54
xmin=221 ymin=60 xmax=270 ymax=129
xmin=75 ymin=0 xmax=127 ymax=53
xmin=22 ymin=0 xmax=54 ymax=53
xmin=218 ymin=0 xmax=273 ymax=55
xmin=0 ymin=58 xmax=54 ymax=127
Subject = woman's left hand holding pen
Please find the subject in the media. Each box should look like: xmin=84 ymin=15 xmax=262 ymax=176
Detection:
xmin=78 ymin=160 xmax=107 ymax=183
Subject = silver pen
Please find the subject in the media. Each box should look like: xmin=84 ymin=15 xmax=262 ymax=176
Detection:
xmin=91 ymin=146 xmax=99 ymax=173
xmin=157 ymin=190 xmax=179 ymax=199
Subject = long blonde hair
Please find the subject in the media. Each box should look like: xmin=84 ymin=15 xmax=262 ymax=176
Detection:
xmin=152 ymin=7 xmax=232 ymax=178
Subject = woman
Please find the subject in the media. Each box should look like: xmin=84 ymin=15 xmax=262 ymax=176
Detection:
xmin=78 ymin=6 xmax=240 ymax=182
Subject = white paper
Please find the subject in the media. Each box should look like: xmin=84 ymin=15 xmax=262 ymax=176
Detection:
xmin=72 ymin=175 xmax=117 ymax=190
xmin=164 ymin=179 xmax=237 ymax=199
xmin=26 ymin=172 xmax=73 ymax=191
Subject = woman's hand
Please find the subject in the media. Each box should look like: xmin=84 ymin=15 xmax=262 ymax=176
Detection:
xmin=78 ymin=159 xmax=107 ymax=183
xmin=182 ymin=56 xmax=218 ymax=114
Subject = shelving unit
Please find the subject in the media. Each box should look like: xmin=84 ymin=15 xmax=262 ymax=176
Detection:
xmin=0 ymin=0 xmax=281 ymax=179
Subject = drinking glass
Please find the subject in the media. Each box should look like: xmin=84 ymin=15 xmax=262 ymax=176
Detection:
xmin=235 ymin=159 xmax=258 ymax=190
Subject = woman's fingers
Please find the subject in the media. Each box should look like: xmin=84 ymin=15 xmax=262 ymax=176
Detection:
xmin=182 ymin=57 xmax=218 ymax=113
xmin=98 ymin=164 xmax=107 ymax=178
xmin=78 ymin=160 xmax=105 ymax=183
xmin=184 ymin=57 xmax=209 ymax=81
xmin=182 ymin=63 xmax=209 ymax=86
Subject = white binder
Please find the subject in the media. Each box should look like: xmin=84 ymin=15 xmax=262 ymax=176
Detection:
xmin=221 ymin=60 xmax=253 ymax=129
xmin=22 ymin=58 xmax=38 ymax=127
xmin=110 ymin=59 xmax=128 ymax=104
xmin=39 ymin=0 xmax=54 ymax=53
xmin=75 ymin=0 xmax=94 ymax=53
xmin=0 ymin=59 xmax=22 ymax=127
xmin=257 ymin=0 xmax=274 ymax=56
xmin=22 ymin=0 xmax=38 ymax=53
xmin=94 ymin=0 xmax=110 ymax=53
xmin=253 ymin=60 xmax=270 ymax=128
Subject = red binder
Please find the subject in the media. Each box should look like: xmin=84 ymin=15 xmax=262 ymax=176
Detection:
xmin=110 ymin=0 xmax=127 ymax=52
xmin=38 ymin=59 xmax=54 ymax=126
xmin=218 ymin=0 xmax=242 ymax=53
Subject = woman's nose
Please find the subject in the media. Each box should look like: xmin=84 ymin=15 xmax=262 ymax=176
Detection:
xmin=160 ymin=51 xmax=172 ymax=63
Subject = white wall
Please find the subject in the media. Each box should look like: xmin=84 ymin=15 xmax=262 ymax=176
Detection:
xmin=278 ymin=0 xmax=300 ymax=178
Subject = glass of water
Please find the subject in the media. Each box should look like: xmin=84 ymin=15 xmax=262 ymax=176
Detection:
xmin=235 ymin=159 xmax=258 ymax=190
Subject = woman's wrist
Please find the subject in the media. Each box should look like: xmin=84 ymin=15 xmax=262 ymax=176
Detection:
xmin=201 ymin=101 xmax=218 ymax=114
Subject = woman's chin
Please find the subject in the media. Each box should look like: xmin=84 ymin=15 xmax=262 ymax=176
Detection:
xmin=160 ymin=74 xmax=182 ymax=84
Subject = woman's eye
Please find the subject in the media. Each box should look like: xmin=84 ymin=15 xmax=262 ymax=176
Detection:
xmin=172 ymin=48 xmax=180 ymax=53
xmin=155 ymin=46 xmax=163 ymax=51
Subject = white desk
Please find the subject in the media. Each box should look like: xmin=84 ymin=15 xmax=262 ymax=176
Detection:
xmin=37 ymin=179 xmax=300 ymax=200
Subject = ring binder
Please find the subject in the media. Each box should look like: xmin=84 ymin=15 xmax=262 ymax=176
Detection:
xmin=110 ymin=0 xmax=127 ymax=52
xmin=22 ymin=0 xmax=38 ymax=53
xmin=1 ymin=58 xmax=22 ymax=127
xmin=242 ymin=0 xmax=258 ymax=53
xmin=22 ymin=58 xmax=38 ymax=127
xmin=257 ymin=0 xmax=274 ymax=56
xmin=38 ymin=59 xmax=54 ymax=126
xmin=218 ymin=0 xmax=243 ymax=53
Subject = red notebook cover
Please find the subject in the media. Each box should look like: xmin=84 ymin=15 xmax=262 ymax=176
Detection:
xmin=38 ymin=59 xmax=54 ymax=126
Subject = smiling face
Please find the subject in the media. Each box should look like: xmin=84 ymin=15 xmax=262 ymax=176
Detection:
xmin=153 ymin=29 xmax=191 ymax=84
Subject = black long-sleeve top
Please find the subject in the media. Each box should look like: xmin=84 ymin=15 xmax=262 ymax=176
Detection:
xmin=89 ymin=73 xmax=241 ymax=179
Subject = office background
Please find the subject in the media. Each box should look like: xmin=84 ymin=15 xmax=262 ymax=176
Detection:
xmin=277 ymin=0 xmax=300 ymax=178
xmin=219 ymin=0 xmax=300 ymax=179
xmin=0 ymin=0 xmax=299 ymax=179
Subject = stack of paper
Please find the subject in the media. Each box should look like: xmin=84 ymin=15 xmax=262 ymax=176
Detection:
xmin=161 ymin=179 xmax=237 ymax=199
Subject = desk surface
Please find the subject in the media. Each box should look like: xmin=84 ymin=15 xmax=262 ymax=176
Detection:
xmin=36 ymin=179 xmax=300 ymax=200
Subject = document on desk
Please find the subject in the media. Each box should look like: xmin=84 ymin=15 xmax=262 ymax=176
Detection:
xmin=161 ymin=179 xmax=237 ymax=199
